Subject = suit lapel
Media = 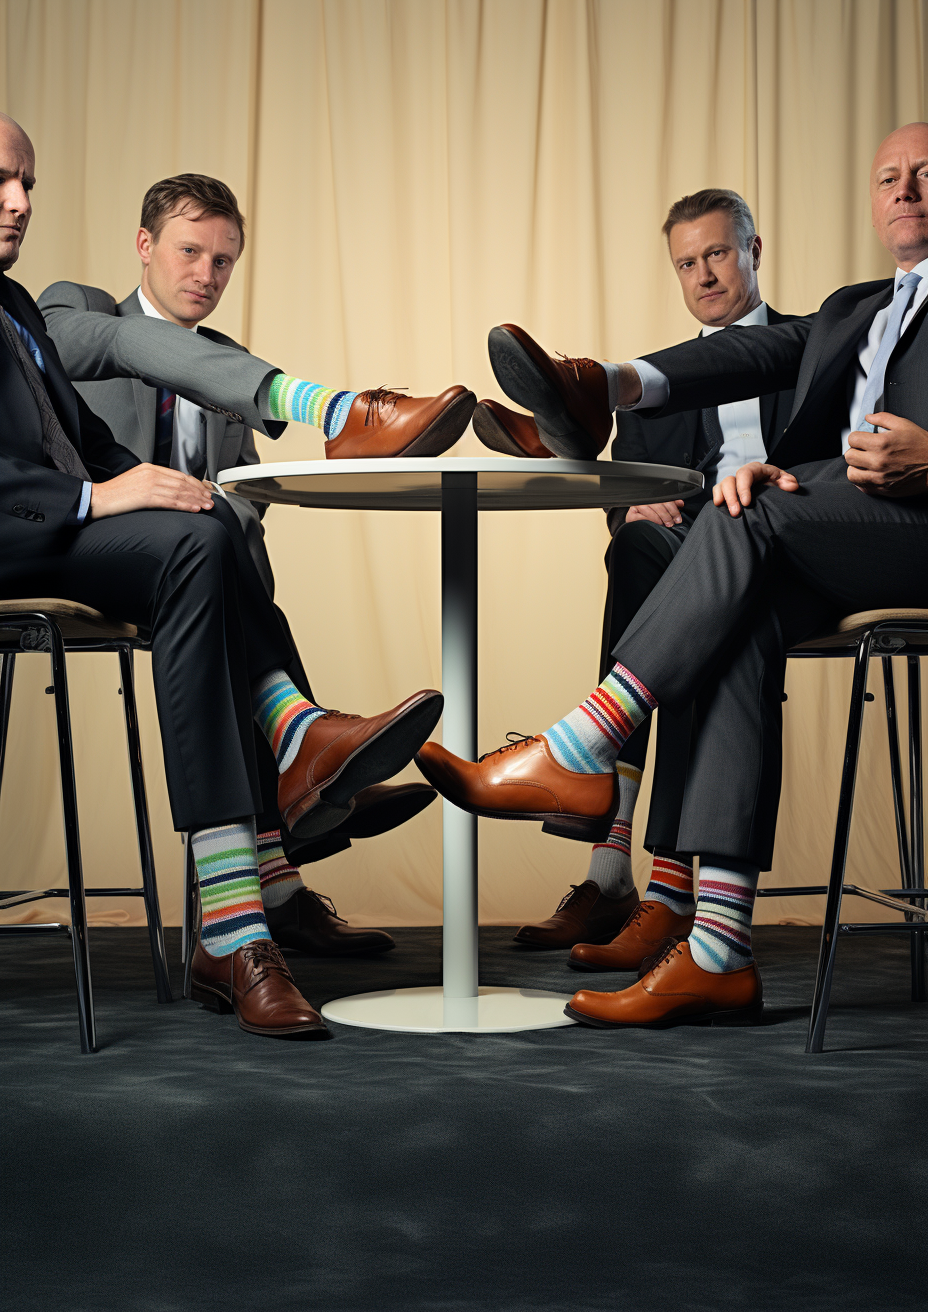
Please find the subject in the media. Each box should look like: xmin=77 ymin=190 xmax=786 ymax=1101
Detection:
xmin=792 ymin=282 xmax=893 ymax=417
xmin=3 ymin=279 xmax=83 ymax=444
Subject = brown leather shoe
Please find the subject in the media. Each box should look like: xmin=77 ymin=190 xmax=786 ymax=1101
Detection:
xmin=284 ymin=782 xmax=437 ymax=865
xmin=487 ymin=324 xmax=612 ymax=459
xmin=266 ymin=887 xmax=395 ymax=957
xmin=565 ymin=941 xmax=763 ymax=1028
xmin=190 ymin=937 xmax=330 ymax=1037
xmin=279 ymin=692 xmax=443 ymax=843
xmin=325 ymin=386 xmax=477 ymax=458
xmin=513 ymin=880 xmax=639 ymax=949
xmin=472 ymin=399 xmax=554 ymax=458
xmin=415 ymin=735 xmax=617 ymax=842
xmin=568 ymin=899 xmax=696 ymax=972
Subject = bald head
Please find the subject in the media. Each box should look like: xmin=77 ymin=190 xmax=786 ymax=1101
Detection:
xmin=871 ymin=122 xmax=928 ymax=269
xmin=0 ymin=113 xmax=34 ymax=271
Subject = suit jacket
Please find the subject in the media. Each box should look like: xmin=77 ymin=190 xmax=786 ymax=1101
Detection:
xmin=38 ymin=282 xmax=287 ymax=595
xmin=607 ymin=306 xmax=800 ymax=535
xmin=637 ymin=278 xmax=928 ymax=472
xmin=0 ymin=274 xmax=137 ymax=563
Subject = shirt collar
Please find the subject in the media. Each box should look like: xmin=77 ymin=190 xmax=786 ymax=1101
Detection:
xmin=137 ymin=285 xmax=199 ymax=332
xmin=894 ymin=257 xmax=928 ymax=288
xmin=701 ymin=301 xmax=768 ymax=336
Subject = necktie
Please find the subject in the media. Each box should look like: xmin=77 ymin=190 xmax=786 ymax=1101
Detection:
xmin=0 ymin=307 xmax=90 ymax=480
xmin=854 ymin=270 xmax=922 ymax=432
xmin=700 ymin=406 xmax=724 ymax=478
xmin=154 ymin=387 xmax=176 ymax=467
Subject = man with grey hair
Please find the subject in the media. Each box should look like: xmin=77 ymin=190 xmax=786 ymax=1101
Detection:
xmin=512 ymin=189 xmax=801 ymax=967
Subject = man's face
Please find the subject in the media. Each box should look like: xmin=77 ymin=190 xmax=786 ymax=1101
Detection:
xmin=870 ymin=124 xmax=928 ymax=270
xmin=0 ymin=119 xmax=35 ymax=272
xmin=137 ymin=208 xmax=241 ymax=326
xmin=667 ymin=211 xmax=762 ymax=327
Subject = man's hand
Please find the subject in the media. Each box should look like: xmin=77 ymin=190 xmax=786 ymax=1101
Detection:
xmin=89 ymin=464 xmax=214 ymax=520
xmin=845 ymin=413 xmax=928 ymax=497
xmin=626 ymin=499 xmax=685 ymax=527
xmin=712 ymin=461 xmax=800 ymax=518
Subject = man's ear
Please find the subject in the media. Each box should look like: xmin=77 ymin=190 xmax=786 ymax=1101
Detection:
xmin=136 ymin=227 xmax=154 ymax=266
xmin=751 ymin=233 xmax=763 ymax=271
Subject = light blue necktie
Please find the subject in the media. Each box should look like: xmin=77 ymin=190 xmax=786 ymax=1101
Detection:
xmin=854 ymin=270 xmax=922 ymax=432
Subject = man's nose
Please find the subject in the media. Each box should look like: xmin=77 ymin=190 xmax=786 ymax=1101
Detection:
xmin=0 ymin=182 xmax=30 ymax=214
xmin=193 ymin=258 xmax=216 ymax=285
xmin=894 ymin=172 xmax=921 ymax=202
xmin=697 ymin=261 xmax=716 ymax=284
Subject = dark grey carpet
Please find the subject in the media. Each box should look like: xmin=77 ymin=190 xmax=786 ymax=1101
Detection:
xmin=1 ymin=925 xmax=925 ymax=1312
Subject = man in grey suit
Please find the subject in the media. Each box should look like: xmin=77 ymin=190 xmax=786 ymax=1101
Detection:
xmin=39 ymin=172 xmax=437 ymax=958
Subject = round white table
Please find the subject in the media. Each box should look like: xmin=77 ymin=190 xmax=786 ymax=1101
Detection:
xmin=218 ymin=456 xmax=703 ymax=1033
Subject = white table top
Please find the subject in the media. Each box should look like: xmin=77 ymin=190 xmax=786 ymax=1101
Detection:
xmin=217 ymin=456 xmax=704 ymax=512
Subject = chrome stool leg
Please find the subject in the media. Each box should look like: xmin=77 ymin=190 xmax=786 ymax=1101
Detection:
xmin=118 ymin=647 xmax=172 ymax=1004
xmin=0 ymin=651 xmax=16 ymax=796
xmin=883 ymin=656 xmax=911 ymax=887
xmin=807 ymin=632 xmax=873 ymax=1053
xmin=907 ymin=656 xmax=926 ymax=1002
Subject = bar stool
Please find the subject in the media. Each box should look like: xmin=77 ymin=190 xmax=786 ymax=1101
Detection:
xmin=759 ymin=610 xmax=928 ymax=1052
xmin=0 ymin=599 xmax=172 ymax=1053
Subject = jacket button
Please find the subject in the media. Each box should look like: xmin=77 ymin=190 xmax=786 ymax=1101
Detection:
xmin=12 ymin=504 xmax=23 ymax=514
xmin=682 ymin=453 xmax=691 ymax=464
xmin=35 ymin=513 xmax=45 ymax=523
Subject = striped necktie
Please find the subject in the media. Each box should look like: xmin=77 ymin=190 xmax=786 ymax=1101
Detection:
xmin=854 ymin=270 xmax=922 ymax=432
xmin=154 ymin=387 xmax=176 ymax=466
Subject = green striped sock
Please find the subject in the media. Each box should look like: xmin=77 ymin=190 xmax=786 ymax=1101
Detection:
xmin=267 ymin=372 xmax=357 ymax=437
xmin=192 ymin=819 xmax=271 ymax=957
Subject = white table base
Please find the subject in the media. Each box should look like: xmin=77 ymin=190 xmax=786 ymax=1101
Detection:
xmin=321 ymin=985 xmax=576 ymax=1033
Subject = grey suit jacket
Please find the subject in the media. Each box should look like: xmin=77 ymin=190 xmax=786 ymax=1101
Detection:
xmin=38 ymin=281 xmax=286 ymax=595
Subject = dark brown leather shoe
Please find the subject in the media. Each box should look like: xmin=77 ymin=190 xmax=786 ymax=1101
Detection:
xmin=565 ymin=941 xmax=763 ymax=1028
xmin=190 ymin=937 xmax=330 ymax=1037
xmin=325 ymin=387 xmax=477 ymax=458
xmin=568 ymin=899 xmax=696 ymax=972
xmin=415 ymin=735 xmax=617 ymax=842
xmin=266 ymin=887 xmax=395 ymax=957
xmin=513 ymin=880 xmax=639 ymax=949
xmin=279 ymin=691 xmax=443 ymax=842
xmin=284 ymin=782 xmax=437 ymax=865
xmin=472 ymin=399 xmax=554 ymax=458
xmin=487 ymin=324 xmax=612 ymax=459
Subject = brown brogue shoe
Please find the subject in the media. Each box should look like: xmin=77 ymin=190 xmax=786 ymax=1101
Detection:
xmin=415 ymin=734 xmax=617 ymax=842
xmin=283 ymin=782 xmax=437 ymax=866
xmin=565 ymin=941 xmax=763 ymax=1029
xmin=190 ymin=937 xmax=330 ymax=1037
xmin=568 ymin=899 xmax=696 ymax=972
xmin=472 ymin=399 xmax=554 ymax=458
xmin=513 ymin=881 xmax=639 ymax=949
xmin=266 ymin=887 xmax=396 ymax=958
xmin=325 ymin=386 xmax=477 ymax=458
xmin=279 ymin=691 xmax=443 ymax=843
xmin=486 ymin=324 xmax=612 ymax=460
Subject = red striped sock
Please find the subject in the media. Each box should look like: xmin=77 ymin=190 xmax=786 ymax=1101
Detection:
xmin=644 ymin=850 xmax=695 ymax=915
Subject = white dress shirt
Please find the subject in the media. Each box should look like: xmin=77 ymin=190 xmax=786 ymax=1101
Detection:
xmin=137 ymin=287 xmax=208 ymax=475
xmin=701 ymin=301 xmax=768 ymax=483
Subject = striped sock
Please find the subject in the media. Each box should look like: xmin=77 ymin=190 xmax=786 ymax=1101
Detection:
xmin=267 ymin=372 xmax=357 ymax=438
xmin=586 ymin=762 xmax=642 ymax=898
xmin=252 ymin=670 xmax=326 ymax=772
xmin=644 ymin=850 xmax=696 ymax=916
xmin=257 ymin=828 xmax=305 ymax=909
xmin=543 ymin=661 xmax=657 ymax=773
xmin=689 ymin=857 xmax=760 ymax=973
xmin=193 ymin=819 xmax=271 ymax=957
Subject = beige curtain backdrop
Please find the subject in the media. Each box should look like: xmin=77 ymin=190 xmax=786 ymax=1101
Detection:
xmin=1 ymin=0 xmax=927 ymax=929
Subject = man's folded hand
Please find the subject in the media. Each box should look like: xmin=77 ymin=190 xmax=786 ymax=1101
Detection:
xmin=845 ymin=413 xmax=928 ymax=496
xmin=712 ymin=461 xmax=800 ymax=518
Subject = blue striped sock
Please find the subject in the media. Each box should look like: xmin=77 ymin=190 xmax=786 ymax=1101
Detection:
xmin=543 ymin=662 xmax=656 ymax=773
xmin=193 ymin=819 xmax=271 ymax=958
xmin=689 ymin=857 xmax=760 ymax=973
xmin=267 ymin=373 xmax=357 ymax=437
xmin=252 ymin=670 xmax=326 ymax=772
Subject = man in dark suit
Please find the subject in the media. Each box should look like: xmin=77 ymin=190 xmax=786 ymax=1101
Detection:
xmin=0 ymin=113 xmax=443 ymax=1039
xmin=514 ymin=190 xmax=802 ymax=961
xmin=38 ymin=173 xmax=438 ymax=960
xmin=418 ymin=121 xmax=928 ymax=1028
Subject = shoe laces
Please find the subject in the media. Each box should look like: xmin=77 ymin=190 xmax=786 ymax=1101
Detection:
xmin=624 ymin=900 xmax=656 ymax=931
xmin=305 ymin=889 xmax=347 ymax=924
xmin=319 ymin=709 xmax=361 ymax=723
xmin=478 ymin=731 xmax=536 ymax=764
xmin=360 ymin=386 xmax=408 ymax=426
xmin=555 ymin=352 xmax=600 ymax=379
xmin=242 ymin=940 xmax=293 ymax=982
xmin=638 ymin=935 xmax=685 ymax=980
xmin=553 ymin=884 xmax=582 ymax=914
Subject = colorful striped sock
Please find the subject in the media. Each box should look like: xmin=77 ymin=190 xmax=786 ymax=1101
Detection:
xmin=644 ymin=849 xmax=696 ymax=916
xmin=543 ymin=661 xmax=657 ymax=773
xmin=257 ymin=828 xmax=305 ymax=909
xmin=252 ymin=670 xmax=326 ymax=773
xmin=193 ymin=819 xmax=271 ymax=957
xmin=689 ymin=857 xmax=760 ymax=973
xmin=267 ymin=372 xmax=357 ymax=438
xmin=586 ymin=762 xmax=642 ymax=898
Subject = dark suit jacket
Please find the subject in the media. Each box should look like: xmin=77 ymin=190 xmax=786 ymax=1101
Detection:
xmin=607 ymin=305 xmax=800 ymax=535
xmin=638 ymin=278 xmax=925 ymax=471
xmin=0 ymin=274 xmax=136 ymax=561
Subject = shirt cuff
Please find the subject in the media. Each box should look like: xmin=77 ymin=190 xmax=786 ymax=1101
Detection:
xmin=68 ymin=480 xmax=93 ymax=527
xmin=622 ymin=359 xmax=670 ymax=411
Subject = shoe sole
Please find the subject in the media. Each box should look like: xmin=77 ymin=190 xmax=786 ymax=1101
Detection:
xmin=338 ymin=784 xmax=437 ymax=838
xmin=563 ymin=1002 xmax=765 ymax=1029
xmin=487 ymin=327 xmax=603 ymax=460
xmin=191 ymin=982 xmax=331 ymax=1037
xmin=397 ymin=391 xmax=477 ymax=456
xmin=287 ymin=693 xmax=444 ymax=843
xmin=472 ymin=403 xmax=554 ymax=459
